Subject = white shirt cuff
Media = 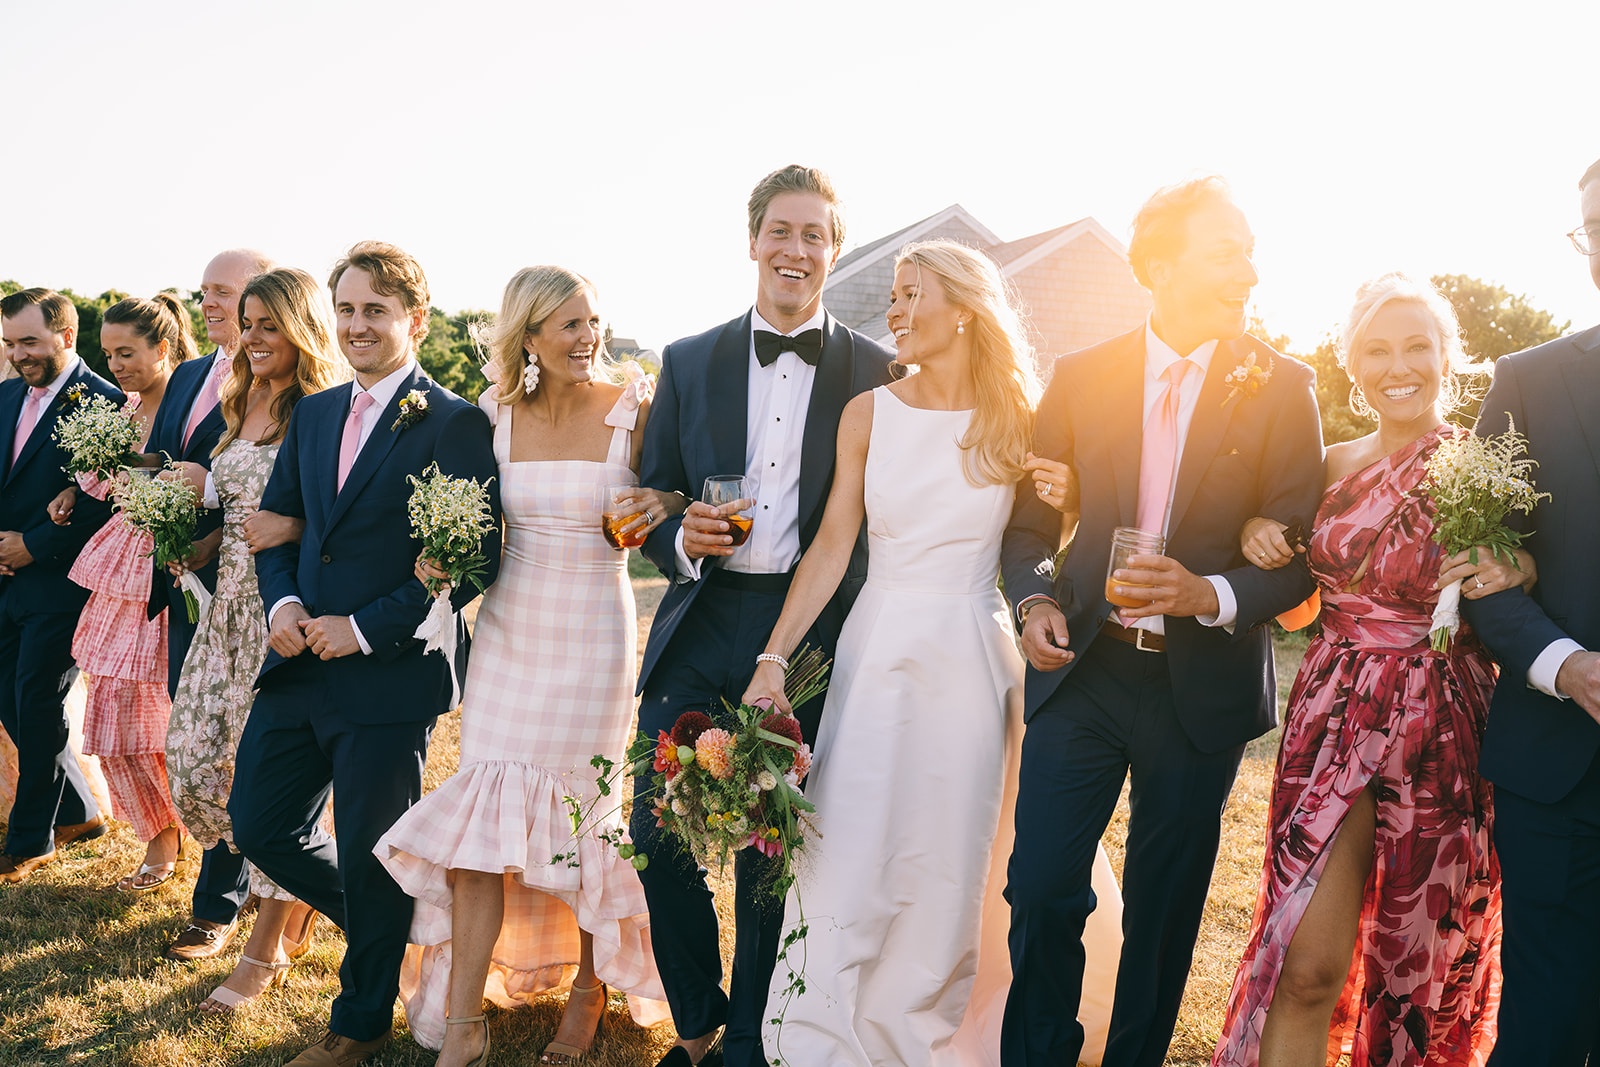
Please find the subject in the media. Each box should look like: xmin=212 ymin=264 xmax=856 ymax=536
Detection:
xmin=349 ymin=616 xmax=373 ymax=656
xmin=202 ymin=471 xmax=220 ymax=511
xmin=1529 ymin=638 xmax=1586 ymax=699
xmin=673 ymin=526 xmax=704 ymax=583
xmin=1198 ymin=575 xmax=1237 ymax=632
xmin=268 ymin=596 xmax=303 ymax=628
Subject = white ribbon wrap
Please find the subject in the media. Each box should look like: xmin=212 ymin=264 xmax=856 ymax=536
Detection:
xmin=1429 ymin=577 xmax=1462 ymax=651
xmin=414 ymin=586 xmax=461 ymax=707
xmin=178 ymin=570 xmax=211 ymax=624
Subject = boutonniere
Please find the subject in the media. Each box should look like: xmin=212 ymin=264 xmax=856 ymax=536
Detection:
xmin=59 ymin=383 xmax=87 ymax=412
xmin=1222 ymin=350 xmax=1273 ymax=406
xmin=392 ymin=389 xmax=429 ymax=432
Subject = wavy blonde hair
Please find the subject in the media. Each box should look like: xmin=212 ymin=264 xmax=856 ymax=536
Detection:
xmin=216 ymin=268 xmax=350 ymax=453
xmin=1336 ymin=271 xmax=1488 ymax=418
xmin=476 ymin=265 xmax=617 ymax=404
xmin=894 ymin=240 xmax=1040 ymax=486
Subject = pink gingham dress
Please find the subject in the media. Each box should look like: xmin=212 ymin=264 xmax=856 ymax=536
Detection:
xmin=378 ymin=384 xmax=667 ymax=1049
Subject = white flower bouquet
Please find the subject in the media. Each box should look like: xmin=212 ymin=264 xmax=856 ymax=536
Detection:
xmin=115 ymin=467 xmax=205 ymax=622
xmin=1423 ymin=419 xmax=1549 ymax=651
xmin=52 ymin=390 xmax=140 ymax=480
xmin=406 ymin=462 xmax=497 ymax=702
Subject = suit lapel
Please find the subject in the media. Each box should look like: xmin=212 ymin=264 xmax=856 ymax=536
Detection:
xmin=704 ymin=313 xmax=752 ymax=484
xmin=1106 ymin=329 xmax=1146 ymax=528
xmin=159 ymin=356 xmax=208 ymax=459
xmin=11 ymin=363 xmax=87 ymax=479
xmin=316 ymin=382 xmax=354 ymax=522
xmin=0 ymin=381 xmax=25 ymax=485
xmin=798 ymin=312 xmax=852 ymax=533
xmin=1167 ymin=337 xmax=1251 ymax=536
xmin=325 ymin=369 xmax=426 ymax=534
xmin=1561 ymin=330 xmax=1600 ymax=478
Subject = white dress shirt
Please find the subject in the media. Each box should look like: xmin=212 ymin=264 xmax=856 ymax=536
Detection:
xmin=268 ymin=361 xmax=417 ymax=655
xmin=674 ymin=307 xmax=823 ymax=580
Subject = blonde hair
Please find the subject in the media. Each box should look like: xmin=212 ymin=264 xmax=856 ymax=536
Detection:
xmin=747 ymin=164 xmax=846 ymax=254
xmin=894 ymin=240 xmax=1040 ymax=487
xmin=476 ymin=265 xmax=617 ymax=405
xmin=217 ymin=268 xmax=350 ymax=452
xmin=1337 ymin=271 xmax=1487 ymax=418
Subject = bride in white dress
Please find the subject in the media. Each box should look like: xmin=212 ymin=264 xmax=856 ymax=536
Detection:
xmin=743 ymin=240 xmax=1123 ymax=1066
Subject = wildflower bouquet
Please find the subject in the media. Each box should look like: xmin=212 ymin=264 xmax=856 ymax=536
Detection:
xmin=53 ymin=391 xmax=140 ymax=480
xmin=115 ymin=468 xmax=204 ymax=621
xmin=406 ymin=462 xmax=497 ymax=703
xmin=1424 ymin=419 xmax=1549 ymax=651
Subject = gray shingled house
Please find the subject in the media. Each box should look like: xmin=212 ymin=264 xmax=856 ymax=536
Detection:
xmin=822 ymin=204 xmax=1152 ymax=374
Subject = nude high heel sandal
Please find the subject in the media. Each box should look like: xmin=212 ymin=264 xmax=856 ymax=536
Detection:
xmin=445 ymin=1013 xmax=490 ymax=1067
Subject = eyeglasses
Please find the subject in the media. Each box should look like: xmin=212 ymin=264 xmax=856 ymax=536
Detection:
xmin=1568 ymin=226 xmax=1600 ymax=255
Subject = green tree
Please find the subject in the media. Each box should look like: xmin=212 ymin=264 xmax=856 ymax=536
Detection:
xmin=417 ymin=308 xmax=490 ymax=404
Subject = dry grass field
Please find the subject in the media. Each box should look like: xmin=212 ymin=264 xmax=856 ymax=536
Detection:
xmin=0 ymin=559 xmax=1307 ymax=1066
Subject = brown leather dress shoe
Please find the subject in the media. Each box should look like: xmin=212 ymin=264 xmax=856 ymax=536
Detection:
xmin=0 ymin=849 xmax=57 ymax=884
xmin=284 ymin=1029 xmax=392 ymax=1067
xmin=54 ymin=814 xmax=110 ymax=849
xmin=164 ymin=917 xmax=239 ymax=961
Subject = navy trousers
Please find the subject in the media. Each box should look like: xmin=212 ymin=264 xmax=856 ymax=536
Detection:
xmin=1002 ymin=636 xmax=1244 ymax=1067
xmin=228 ymin=661 xmax=432 ymax=1042
xmin=0 ymin=603 xmax=99 ymax=857
xmin=1488 ymin=751 xmax=1600 ymax=1067
xmin=630 ymin=574 xmax=827 ymax=1067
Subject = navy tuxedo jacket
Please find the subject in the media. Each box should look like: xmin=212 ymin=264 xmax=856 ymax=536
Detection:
xmin=1000 ymin=327 xmax=1323 ymax=752
xmin=636 ymin=310 xmax=896 ymax=693
xmin=1461 ymin=324 xmax=1600 ymax=803
xmin=145 ymin=352 xmax=229 ymax=619
xmin=0 ymin=361 xmax=125 ymax=615
xmin=253 ymin=365 xmax=502 ymax=723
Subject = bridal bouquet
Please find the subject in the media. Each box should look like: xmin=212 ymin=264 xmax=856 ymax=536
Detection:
xmin=115 ymin=467 xmax=204 ymax=622
xmin=52 ymin=389 xmax=141 ymax=480
xmin=406 ymin=463 xmax=497 ymax=703
xmin=1424 ymin=419 xmax=1549 ymax=651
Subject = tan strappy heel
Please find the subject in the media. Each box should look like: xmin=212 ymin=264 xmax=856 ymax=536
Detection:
xmin=445 ymin=1012 xmax=490 ymax=1067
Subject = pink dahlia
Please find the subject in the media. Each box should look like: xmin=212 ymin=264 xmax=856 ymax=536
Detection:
xmin=695 ymin=728 xmax=736 ymax=780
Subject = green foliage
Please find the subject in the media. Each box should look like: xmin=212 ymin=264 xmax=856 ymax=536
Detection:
xmin=418 ymin=307 xmax=490 ymax=403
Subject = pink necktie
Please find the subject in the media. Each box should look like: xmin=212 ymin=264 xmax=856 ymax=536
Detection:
xmin=1134 ymin=359 xmax=1193 ymax=536
xmin=336 ymin=391 xmax=377 ymax=492
xmin=184 ymin=359 xmax=229 ymax=448
xmin=11 ymin=387 xmax=49 ymax=465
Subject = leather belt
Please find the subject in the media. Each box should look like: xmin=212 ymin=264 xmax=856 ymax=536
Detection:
xmin=1100 ymin=618 xmax=1166 ymax=653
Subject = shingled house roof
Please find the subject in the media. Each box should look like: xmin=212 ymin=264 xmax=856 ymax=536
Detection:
xmin=823 ymin=204 xmax=1151 ymax=369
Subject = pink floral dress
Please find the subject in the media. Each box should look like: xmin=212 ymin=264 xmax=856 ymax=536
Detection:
xmin=1215 ymin=427 xmax=1502 ymax=1066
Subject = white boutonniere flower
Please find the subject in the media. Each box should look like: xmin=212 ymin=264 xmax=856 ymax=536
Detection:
xmin=1222 ymin=351 xmax=1273 ymax=406
xmin=392 ymin=389 xmax=429 ymax=432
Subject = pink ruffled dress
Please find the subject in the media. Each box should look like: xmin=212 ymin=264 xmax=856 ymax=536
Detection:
xmin=377 ymin=376 xmax=667 ymax=1049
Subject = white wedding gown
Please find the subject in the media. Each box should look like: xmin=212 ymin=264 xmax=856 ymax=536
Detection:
xmin=764 ymin=387 xmax=1122 ymax=1066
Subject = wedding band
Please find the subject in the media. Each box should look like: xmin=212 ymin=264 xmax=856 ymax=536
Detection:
xmin=1475 ymin=576 xmax=1485 ymax=589
xmin=643 ymin=511 xmax=655 ymax=525
xmin=1044 ymin=483 xmax=1053 ymax=494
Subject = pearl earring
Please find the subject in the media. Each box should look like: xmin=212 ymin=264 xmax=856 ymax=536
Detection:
xmin=957 ymin=320 xmax=965 ymax=335
xmin=522 ymin=353 xmax=541 ymax=394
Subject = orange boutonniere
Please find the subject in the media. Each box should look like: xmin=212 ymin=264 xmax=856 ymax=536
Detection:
xmin=1222 ymin=350 xmax=1273 ymax=406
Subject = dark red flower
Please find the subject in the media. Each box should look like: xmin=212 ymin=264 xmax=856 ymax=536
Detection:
xmin=759 ymin=712 xmax=803 ymax=747
xmin=672 ymin=711 xmax=714 ymax=747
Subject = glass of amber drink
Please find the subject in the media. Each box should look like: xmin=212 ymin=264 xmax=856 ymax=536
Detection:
xmin=1105 ymin=527 xmax=1165 ymax=608
xmin=599 ymin=483 xmax=648 ymax=550
xmin=703 ymin=475 xmax=755 ymax=547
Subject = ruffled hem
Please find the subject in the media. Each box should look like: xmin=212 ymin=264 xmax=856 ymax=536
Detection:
xmin=69 ymin=516 xmax=156 ymax=600
xmin=377 ymin=759 xmax=667 ymax=1049
xmin=72 ymin=597 xmax=166 ymax=682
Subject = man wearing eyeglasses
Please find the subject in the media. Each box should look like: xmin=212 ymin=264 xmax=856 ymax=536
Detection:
xmin=1463 ymin=156 xmax=1600 ymax=1066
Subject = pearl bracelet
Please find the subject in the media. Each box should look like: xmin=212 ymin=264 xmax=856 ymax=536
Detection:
xmin=756 ymin=652 xmax=789 ymax=670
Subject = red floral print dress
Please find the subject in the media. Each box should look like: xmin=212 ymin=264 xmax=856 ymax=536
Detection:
xmin=1215 ymin=427 xmax=1502 ymax=1066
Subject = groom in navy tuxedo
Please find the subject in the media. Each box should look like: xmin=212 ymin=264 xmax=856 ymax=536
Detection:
xmin=0 ymin=289 xmax=123 ymax=883
xmin=149 ymin=248 xmax=275 ymax=961
xmin=1465 ymin=157 xmax=1600 ymax=1067
xmin=633 ymin=165 xmax=895 ymax=1067
xmin=999 ymin=178 xmax=1323 ymax=1066
xmin=228 ymin=243 xmax=500 ymax=1067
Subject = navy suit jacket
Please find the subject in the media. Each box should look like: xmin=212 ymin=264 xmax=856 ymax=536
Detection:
xmin=636 ymin=310 xmax=896 ymax=693
xmin=1461 ymin=323 xmax=1600 ymax=803
xmin=0 ymin=361 xmax=125 ymax=616
xmin=145 ymin=352 xmax=229 ymax=619
xmin=252 ymin=365 xmax=502 ymax=723
xmin=1000 ymin=327 xmax=1323 ymax=752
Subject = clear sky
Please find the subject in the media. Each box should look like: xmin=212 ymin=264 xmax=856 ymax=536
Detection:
xmin=5 ymin=0 xmax=1595 ymax=354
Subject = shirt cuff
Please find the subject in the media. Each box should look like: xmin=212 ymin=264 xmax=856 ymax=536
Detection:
xmin=268 ymin=596 xmax=303 ymax=628
xmin=1529 ymin=638 xmax=1586 ymax=699
xmin=1198 ymin=575 xmax=1237 ymax=632
xmin=1016 ymin=593 xmax=1058 ymax=626
xmin=673 ymin=526 xmax=704 ymax=584
xmin=348 ymin=616 xmax=373 ymax=656
xmin=202 ymin=471 xmax=220 ymax=511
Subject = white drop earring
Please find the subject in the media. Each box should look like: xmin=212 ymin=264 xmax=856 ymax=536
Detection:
xmin=957 ymin=320 xmax=965 ymax=335
xmin=522 ymin=352 xmax=541 ymax=394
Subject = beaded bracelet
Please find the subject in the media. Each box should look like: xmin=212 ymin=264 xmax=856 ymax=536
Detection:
xmin=755 ymin=652 xmax=789 ymax=670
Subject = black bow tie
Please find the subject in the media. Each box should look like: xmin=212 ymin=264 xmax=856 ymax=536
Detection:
xmin=754 ymin=328 xmax=823 ymax=368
